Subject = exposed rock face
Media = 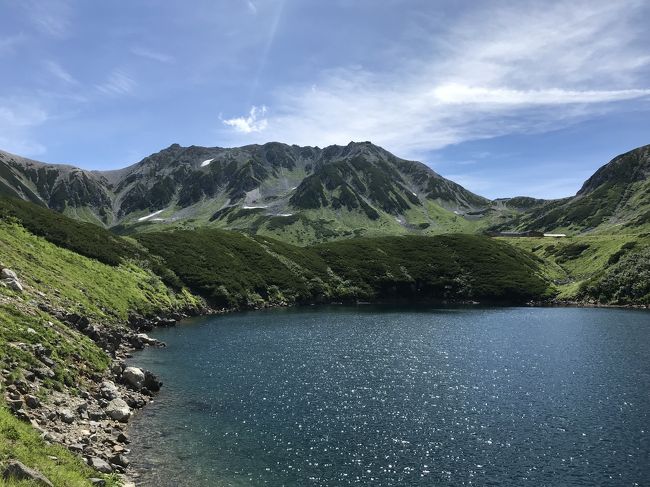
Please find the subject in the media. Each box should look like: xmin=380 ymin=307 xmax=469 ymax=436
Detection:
xmin=2 ymin=460 xmax=53 ymax=487
xmin=106 ymin=398 xmax=131 ymax=422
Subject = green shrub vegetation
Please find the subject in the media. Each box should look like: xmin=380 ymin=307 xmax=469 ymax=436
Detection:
xmin=502 ymin=234 xmax=650 ymax=302
xmin=313 ymin=234 xmax=553 ymax=302
xmin=135 ymin=229 xmax=554 ymax=307
xmin=579 ymin=242 xmax=650 ymax=305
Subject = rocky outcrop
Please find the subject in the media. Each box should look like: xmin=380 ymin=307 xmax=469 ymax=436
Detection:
xmin=106 ymin=398 xmax=131 ymax=422
xmin=122 ymin=367 xmax=145 ymax=390
xmin=2 ymin=460 xmax=53 ymax=487
xmin=1 ymin=267 xmax=24 ymax=292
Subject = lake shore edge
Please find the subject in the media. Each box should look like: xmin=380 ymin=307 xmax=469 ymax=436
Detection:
xmin=4 ymin=293 xmax=647 ymax=485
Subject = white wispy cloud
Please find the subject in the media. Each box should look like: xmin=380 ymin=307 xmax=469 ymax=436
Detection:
xmin=223 ymin=105 xmax=268 ymax=133
xmin=431 ymin=84 xmax=650 ymax=106
xmin=220 ymin=0 xmax=650 ymax=159
xmin=96 ymin=70 xmax=137 ymax=96
xmin=0 ymin=98 xmax=48 ymax=156
xmin=44 ymin=60 xmax=78 ymax=85
xmin=23 ymin=0 xmax=72 ymax=38
xmin=0 ymin=34 xmax=26 ymax=55
xmin=246 ymin=0 xmax=258 ymax=15
xmin=131 ymin=46 xmax=175 ymax=64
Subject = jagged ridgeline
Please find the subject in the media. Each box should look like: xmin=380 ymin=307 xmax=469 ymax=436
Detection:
xmin=4 ymin=142 xmax=650 ymax=244
xmin=490 ymin=144 xmax=650 ymax=235
xmin=0 ymin=142 xmax=502 ymax=243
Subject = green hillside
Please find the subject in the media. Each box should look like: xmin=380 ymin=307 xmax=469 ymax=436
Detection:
xmin=502 ymin=234 xmax=650 ymax=304
xmin=135 ymin=229 xmax=554 ymax=307
xmin=493 ymin=145 xmax=650 ymax=235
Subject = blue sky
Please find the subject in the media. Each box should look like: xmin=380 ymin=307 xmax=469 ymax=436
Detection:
xmin=1 ymin=0 xmax=649 ymax=199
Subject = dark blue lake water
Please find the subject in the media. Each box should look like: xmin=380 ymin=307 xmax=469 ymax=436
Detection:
xmin=127 ymin=306 xmax=650 ymax=486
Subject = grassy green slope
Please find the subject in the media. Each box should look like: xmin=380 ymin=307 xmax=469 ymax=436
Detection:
xmin=0 ymin=222 xmax=199 ymax=323
xmin=0 ymin=408 xmax=120 ymax=487
xmin=502 ymin=234 xmax=650 ymax=304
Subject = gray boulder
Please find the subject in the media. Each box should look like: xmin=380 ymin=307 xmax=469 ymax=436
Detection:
xmin=7 ymin=399 xmax=23 ymax=412
xmin=87 ymin=456 xmax=113 ymax=473
xmin=24 ymin=394 xmax=40 ymax=408
xmin=99 ymin=381 xmax=119 ymax=399
xmin=122 ymin=366 xmax=145 ymax=390
xmin=1 ymin=268 xmax=18 ymax=279
xmin=2 ymin=460 xmax=53 ymax=487
xmin=58 ymin=408 xmax=75 ymax=424
xmin=106 ymin=398 xmax=131 ymax=422
xmin=4 ymin=278 xmax=23 ymax=292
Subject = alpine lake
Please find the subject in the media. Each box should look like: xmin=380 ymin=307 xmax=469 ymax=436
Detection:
xmin=126 ymin=306 xmax=650 ymax=486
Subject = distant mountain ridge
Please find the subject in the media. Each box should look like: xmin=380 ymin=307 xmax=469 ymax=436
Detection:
xmin=2 ymin=142 xmax=649 ymax=242
xmin=0 ymin=142 xmax=496 ymax=242
xmin=492 ymin=144 xmax=650 ymax=234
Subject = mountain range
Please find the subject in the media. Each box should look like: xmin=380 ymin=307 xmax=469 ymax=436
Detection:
xmin=1 ymin=141 xmax=649 ymax=243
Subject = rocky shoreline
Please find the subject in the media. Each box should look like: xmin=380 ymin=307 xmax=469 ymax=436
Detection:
xmin=1 ymin=301 xmax=208 ymax=486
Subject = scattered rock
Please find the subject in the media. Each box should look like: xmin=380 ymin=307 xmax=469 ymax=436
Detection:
xmin=105 ymin=398 xmax=131 ymax=422
xmin=136 ymin=333 xmax=162 ymax=346
xmin=122 ymin=367 xmax=145 ymax=390
xmin=34 ymin=366 xmax=55 ymax=380
xmin=110 ymin=453 xmax=130 ymax=468
xmin=4 ymin=278 xmax=23 ymax=292
xmin=116 ymin=432 xmax=130 ymax=444
xmin=99 ymin=381 xmax=119 ymax=400
xmin=2 ymin=460 xmax=53 ymax=487
xmin=7 ymin=398 xmax=23 ymax=411
xmin=87 ymin=457 xmax=112 ymax=474
xmin=1 ymin=268 xmax=17 ymax=279
xmin=68 ymin=443 xmax=85 ymax=453
xmin=125 ymin=395 xmax=146 ymax=409
xmin=58 ymin=408 xmax=76 ymax=424
xmin=90 ymin=479 xmax=107 ymax=486
xmin=143 ymin=370 xmax=162 ymax=393
xmin=24 ymin=394 xmax=40 ymax=408
xmin=88 ymin=408 xmax=106 ymax=421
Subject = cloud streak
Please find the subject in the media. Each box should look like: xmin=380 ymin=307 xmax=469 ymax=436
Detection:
xmin=0 ymin=34 xmax=26 ymax=55
xmin=96 ymin=70 xmax=137 ymax=96
xmin=44 ymin=60 xmax=78 ymax=85
xmin=23 ymin=0 xmax=72 ymax=38
xmin=131 ymin=46 xmax=174 ymax=64
xmin=220 ymin=0 xmax=650 ymax=159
